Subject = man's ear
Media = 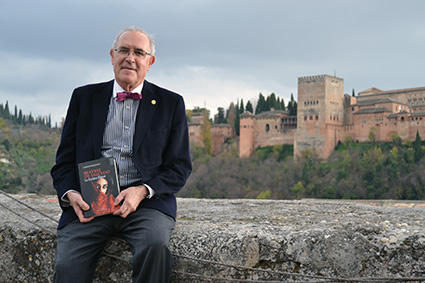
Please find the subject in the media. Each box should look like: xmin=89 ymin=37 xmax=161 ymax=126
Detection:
xmin=147 ymin=56 xmax=156 ymax=70
xmin=149 ymin=56 xmax=156 ymax=66
xmin=110 ymin=49 xmax=114 ymax=65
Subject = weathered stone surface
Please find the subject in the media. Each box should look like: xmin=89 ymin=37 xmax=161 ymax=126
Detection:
xmin=1 ymin=193 xmax=424 ymax=282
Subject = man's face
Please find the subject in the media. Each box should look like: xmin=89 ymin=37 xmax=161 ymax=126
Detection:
xmin=110 ymin=31 xmax=155 ymax=91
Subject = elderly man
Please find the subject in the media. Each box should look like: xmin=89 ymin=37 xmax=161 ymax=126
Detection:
xmin=51 ymin=26 xmax=192 ymax=282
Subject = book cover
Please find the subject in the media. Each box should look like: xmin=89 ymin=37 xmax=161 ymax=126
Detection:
xmin=78 ymin=157 xmax=121 ymax=218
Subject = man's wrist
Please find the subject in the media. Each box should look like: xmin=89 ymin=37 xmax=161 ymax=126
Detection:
xmin=143 ymin=184 xmax=156 ymax=199
xmin=61 ymin=189 xmax=80 ymax=206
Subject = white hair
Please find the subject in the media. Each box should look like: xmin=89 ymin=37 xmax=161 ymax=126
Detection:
xmin=112 ymin=26 xmax=156 ymax=55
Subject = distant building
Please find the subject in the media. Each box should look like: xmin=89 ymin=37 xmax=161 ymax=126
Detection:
xmin=189 ymin=74 xmax=425 ymax=160
xmin=239 ymin=110 xmax=296 ymax=158
xmin=188 ymin=113 xmax=236 ymax=155
xmin=240 ymin=74 xmax=425 ymax=160
xmin=210 ymin=124 xmax=235 ymax=155
xmin=188 ymin=112 xmax=204 ymax=147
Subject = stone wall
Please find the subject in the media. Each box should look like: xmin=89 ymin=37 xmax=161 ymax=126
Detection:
xmin=1 ymin=193 xmax=425 ymax=282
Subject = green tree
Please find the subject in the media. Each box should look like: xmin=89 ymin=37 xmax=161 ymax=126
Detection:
xmin=287 ymin=93 xmax=297 ymax=115
xmin=18 ymin=109 xmax=23 ymax=125
xmin=202 ymin=109 xmax=212 ymax=155
xmin=391 ymin=133 xmax=402 ymax=147
xmin=368 ymin=127 xmax=377 ymax=143
xmin=255 ymin=93 xmax=267 ymax=114
xmin=256 ymin=190 xmax=271 ymax=199
xmin=215 ymin=107 xmax=225 ymax=124
xmin=14 ymin=105 xmax=18 ymax=123
xmin=267 ymin=93 xmax=277 ymax=110
xmin=414 ymin=131 xmax=423 ymax=162
xmin=291 ymin=181 xmax=305 ymax=199
xmin=239 ymin=99 xmax=244 ymax=114
xmin=4 ymin=101 xmax=10 ymax=119
xmin=235 ymin=100 xmax=240 ymax=135
xmin=245 ymin=101 xmax=253 ymax=113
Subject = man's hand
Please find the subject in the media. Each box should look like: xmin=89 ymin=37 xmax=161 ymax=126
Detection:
xmin=113 ymin=185 xmax=148 ymax=218
xmin=67 ymin=191 xmax=94 ymax=223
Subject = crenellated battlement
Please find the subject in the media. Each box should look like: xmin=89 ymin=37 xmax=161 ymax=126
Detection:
xmin=298 ymin=74 xmax=343 ymax=83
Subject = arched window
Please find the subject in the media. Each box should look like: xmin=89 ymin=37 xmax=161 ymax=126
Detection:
xmin=265 ymin=124 xmax=270 ymax=132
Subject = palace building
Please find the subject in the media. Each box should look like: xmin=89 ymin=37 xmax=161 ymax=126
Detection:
xmin=239 ymin=74 xmax=425 ymax=160
xmin=188 ymin=74 xmax=425 ymax=160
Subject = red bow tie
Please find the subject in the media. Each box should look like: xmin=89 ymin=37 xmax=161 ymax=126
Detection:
xmin=116 ymin=92 xmax=142 ymax=102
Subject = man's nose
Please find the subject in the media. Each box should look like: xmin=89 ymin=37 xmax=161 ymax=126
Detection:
xmin=125 ymin=52 xmax=136 ymax=62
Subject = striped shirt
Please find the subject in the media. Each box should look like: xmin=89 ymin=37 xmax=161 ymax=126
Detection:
xmin=101 ymin=81 xmax=154 ymax=197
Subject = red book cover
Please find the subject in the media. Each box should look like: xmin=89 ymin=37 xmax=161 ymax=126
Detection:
xmin=78 ymin=157 xmax=120 ymax=218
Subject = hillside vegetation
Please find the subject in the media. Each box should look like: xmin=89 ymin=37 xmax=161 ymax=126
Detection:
xmin=0 ymin=118 xmax=60 ymax=194
xmin=179 ymin=136 xmax=425 ymax=200
xmin=1 ymin=115 xmax=425 ymax=201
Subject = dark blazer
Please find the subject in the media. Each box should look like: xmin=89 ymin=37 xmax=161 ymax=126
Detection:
xmin=51 ymin=80 xmax=192 ymax=229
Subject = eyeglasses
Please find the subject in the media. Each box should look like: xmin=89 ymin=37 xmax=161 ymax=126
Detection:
xmin=114 ymin=47 xmax=152 ymax=58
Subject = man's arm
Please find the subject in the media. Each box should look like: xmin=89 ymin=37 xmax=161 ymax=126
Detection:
xmin=142 ymin=94 xmax=192 ymax=195
xmin=51 ymin=89 xmax=81 ymax=205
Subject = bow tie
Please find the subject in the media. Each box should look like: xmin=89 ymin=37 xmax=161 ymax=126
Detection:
xmin=116 ymin=92 xmax=142 ymax=102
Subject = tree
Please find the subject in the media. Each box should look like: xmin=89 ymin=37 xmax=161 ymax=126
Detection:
xmin=227 ymin=102 xmax=236 ymax=128
xmin=391 ymin=133 xmax=402 ymax=147
xmin=215 ymin=107 xmax=225 ymax=124
xmin=368 ymin=127 xmax=377 ymax=143
xmin=14 ymin=105 xmax=18 ymax=123
xmin=18 ymin=109 xmax=23 ymax=125
xmin=267 ymin=93 xmax=277 ymax=110
xmin=4 ymin=101 xmax=10 ymax=119
xmin=245 ymin=101 xmax=253 ymax=113
xmin=202 ymin=109 xmax=212 ymax=155
xmin=414 ymin=131 xmax=423 ymax=162
xmin=235 ymin=101 xmax=240 ymax=136
xmin=255 ymin=93 xmax=266 ymax=114
xmin=287 ymin=93 xmax=297 ymax=116
xmin=239 ymin=99 xmax=244 ymax=114
xmin=352 ymin=89 xmax=355 ymax=97
xmin=28 ymin=113 xmax=34 ymax=124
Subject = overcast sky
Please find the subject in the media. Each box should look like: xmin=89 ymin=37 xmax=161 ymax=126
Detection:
xmin=1 ymin=0 xmax=424 ymax=125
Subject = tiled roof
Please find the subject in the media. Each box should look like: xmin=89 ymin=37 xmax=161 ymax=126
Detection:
xmin=354 ymin=107 xmax=392 ymax=114
xmin=255 ymin=110 xmax=288 ymax=118
xmin=240 ymin=111 xmax=254 ymax=117
xmin=355 ymin=97 xmax=406 ymax=106
xmin=358 ymin=86 xmax=425 ymax=97
xmin=211 ymin=123 xmax=232 ymax=128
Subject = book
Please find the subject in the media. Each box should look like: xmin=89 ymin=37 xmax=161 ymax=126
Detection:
xmin=78 ymin=157 xmax=121 ymax=218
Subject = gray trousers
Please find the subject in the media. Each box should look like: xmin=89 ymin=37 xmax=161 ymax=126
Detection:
xmin=54 ymin=208 xmax=175 ymax=283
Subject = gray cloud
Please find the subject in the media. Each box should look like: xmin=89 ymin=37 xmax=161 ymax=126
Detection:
xmin=1 ymin=0 xmax=424 ymax=125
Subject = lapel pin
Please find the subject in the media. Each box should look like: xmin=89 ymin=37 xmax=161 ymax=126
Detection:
xmin=151 ymin=99 xmax=157 ymax=105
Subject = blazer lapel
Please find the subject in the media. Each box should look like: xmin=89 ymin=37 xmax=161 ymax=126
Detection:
xmin=133 ymin=81 xmax=160 ymax=151
xmin=92 ymin=80 xmax=114 ymax=158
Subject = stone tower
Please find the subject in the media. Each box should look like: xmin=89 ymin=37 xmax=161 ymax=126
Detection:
xmin=295 ymin=75 xmax=345 ymax=160
xmin=239 ymin=111 xmax=255 ymax=158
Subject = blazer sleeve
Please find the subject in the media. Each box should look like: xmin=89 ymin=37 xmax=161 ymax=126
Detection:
xmin=140 ymin=94 xmax=192 ymax=196
xmin=50 ymin=89 xmax=81 ymax=204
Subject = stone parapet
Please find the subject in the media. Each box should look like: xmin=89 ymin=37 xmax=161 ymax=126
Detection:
xmin=1 ymin=193 xmax=424 ymax=282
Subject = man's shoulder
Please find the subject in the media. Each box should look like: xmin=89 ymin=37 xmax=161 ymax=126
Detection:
xmin=144 ymin=81 xmax=181 ymax=96
xmin=144 ymin=81 xmax=181 ymax=100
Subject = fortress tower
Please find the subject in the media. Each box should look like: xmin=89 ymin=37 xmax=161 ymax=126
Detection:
xmin=239 ymin=112 xmax=255 ymax=158
xmin=295 ymin=75 xmax=345 ymax=160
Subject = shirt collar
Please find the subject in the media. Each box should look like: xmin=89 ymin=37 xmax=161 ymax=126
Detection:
xmin=113 ymin=80 xmax=144 ymax=98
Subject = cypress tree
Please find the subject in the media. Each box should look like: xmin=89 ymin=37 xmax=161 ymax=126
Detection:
xmin=414 ymin=131 xmax=423 ymax=162
xmin=246 ymin=101 xmax=253 ymax=113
